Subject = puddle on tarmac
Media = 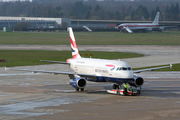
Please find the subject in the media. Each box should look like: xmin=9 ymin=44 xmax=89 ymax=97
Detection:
xmin=0 ymin=95 xmax=95 ymax=117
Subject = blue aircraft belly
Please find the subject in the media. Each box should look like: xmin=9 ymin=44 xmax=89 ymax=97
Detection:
xmin=87 ymin=76 xmax=134 ymax=83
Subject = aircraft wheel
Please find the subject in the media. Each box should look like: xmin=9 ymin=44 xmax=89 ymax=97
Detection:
xmin=118 ymin=84 xmax=122 ymax=89
xmin=138 ymin=90 xmax=141 ymax=95
xmin=81 ymin=88 xmax=84 ymax=91
xmin=76 ymin=88 xmax=79 ymax=91
xmin=113 ymin=84 xmax=116 ymax=89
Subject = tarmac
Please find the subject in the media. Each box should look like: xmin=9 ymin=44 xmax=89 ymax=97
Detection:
xmin=0 ymin=45 xmax=180 ymax=120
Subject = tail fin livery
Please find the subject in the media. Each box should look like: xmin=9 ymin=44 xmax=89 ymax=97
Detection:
xmin=68 ymin=27 xmax=81 ymax=59
xmin=152 ymin=12 xmax=160 ymax=25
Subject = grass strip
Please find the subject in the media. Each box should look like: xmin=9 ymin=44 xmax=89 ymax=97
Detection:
xmin=0 ymin=31 xmax=180 ymax=45
xmin=0 ymin=50 xmax=143 ymax=67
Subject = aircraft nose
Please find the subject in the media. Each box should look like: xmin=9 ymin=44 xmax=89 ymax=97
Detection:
xmin=122 ymin=71 xmax=134 ymax=78
xmin=119 ymin=25 xmax=123 ymax=30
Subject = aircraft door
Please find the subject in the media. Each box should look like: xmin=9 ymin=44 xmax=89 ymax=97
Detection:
xmin=74 ymin=65 xmax=78 ymax=72
xmin=109 ymin=69 xmax=112 ymax=76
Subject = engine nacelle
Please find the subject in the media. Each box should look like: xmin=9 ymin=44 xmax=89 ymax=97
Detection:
xmin=147 ymin=28 xmax=152 ymax=31
xmin=69 ymin=77 xmax=87 ymax=89
xmin=128 ymin=76 xmax=144 ymax=87
xmin=159 ymin=27 xmax=164 ymax=31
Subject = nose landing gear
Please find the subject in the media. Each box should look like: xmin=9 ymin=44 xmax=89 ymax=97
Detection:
xmin=112 ymin=83 xmax=122 ymax=89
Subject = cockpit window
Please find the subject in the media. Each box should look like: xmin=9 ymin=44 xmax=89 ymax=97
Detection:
xmin=122 ymin=67 xmax=128 ymax=70
xmin=116 ymin=67 xmax=131 ymax=71
xmin=116 ymin=67 xmax=122 ymax=71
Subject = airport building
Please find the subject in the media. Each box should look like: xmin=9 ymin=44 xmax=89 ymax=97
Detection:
xmin=0 ymin=16 xmax=118 ymax=31
xmin=0 ymin=16 xmax=71 ymax=30
xmin=0 ymin=16 xmax=180 ymax=31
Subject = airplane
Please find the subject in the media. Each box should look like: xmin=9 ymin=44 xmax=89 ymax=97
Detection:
xmin=5 ymin=27 xmax=172 ymax=93
xmin=117 ymin=12 xmax=165 ymax=33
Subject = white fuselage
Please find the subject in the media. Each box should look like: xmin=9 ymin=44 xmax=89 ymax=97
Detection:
xmin=68 ymin=58 xmax=134 ymax=82
xmin=120 ymin=23 xmax=157 ymax=30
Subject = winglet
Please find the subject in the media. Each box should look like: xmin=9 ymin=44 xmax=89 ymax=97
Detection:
xmin=170 ymin=63 xmax=172 ymax=69
xmin=4 ymin=67 xmax=9 ymax=72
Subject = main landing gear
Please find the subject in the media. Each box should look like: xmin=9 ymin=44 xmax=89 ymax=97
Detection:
xmin=76 ymin=88 xmax=84 ymax=91
xmin=112 ymin=83 xmax=122 ymax=90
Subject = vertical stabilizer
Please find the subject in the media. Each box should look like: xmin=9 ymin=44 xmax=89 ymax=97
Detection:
xmin=152 ymin=12 xmax=160 ymax=25
xmin=68 ymin=27 xmax=81 ymax=59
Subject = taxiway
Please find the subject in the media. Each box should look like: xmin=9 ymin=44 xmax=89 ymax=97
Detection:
xmin=0 ymin=45 xmax=180 ymax=120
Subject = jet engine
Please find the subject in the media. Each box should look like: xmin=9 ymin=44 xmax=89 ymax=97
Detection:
xmin=69 ymin=77 xmax=87 ymax=91
xmin=128 ymin=75 xmax=144 ymax=87
xmin=159 ymin=27 xmax=164 ymax=31
xmin=147 ymin=28 xmax=152 ymax=31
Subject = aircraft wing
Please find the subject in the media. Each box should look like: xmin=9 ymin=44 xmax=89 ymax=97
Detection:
xmin=40 ymin=60 xmax=70 ymax=65
xmin=124 ymin=27 xmax=133 ymax=33
xmin=133 ymin=64 xmax=172 ymax=73
xmin=5 ymin=67 xmax=96 ymax=78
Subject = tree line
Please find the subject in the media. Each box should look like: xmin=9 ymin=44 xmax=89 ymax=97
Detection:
xmin=0 ymin=1 xmax=179 ymax=21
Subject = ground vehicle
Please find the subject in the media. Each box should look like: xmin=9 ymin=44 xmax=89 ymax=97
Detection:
xmin=107 ymin=87 xmax=140 ymax=96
